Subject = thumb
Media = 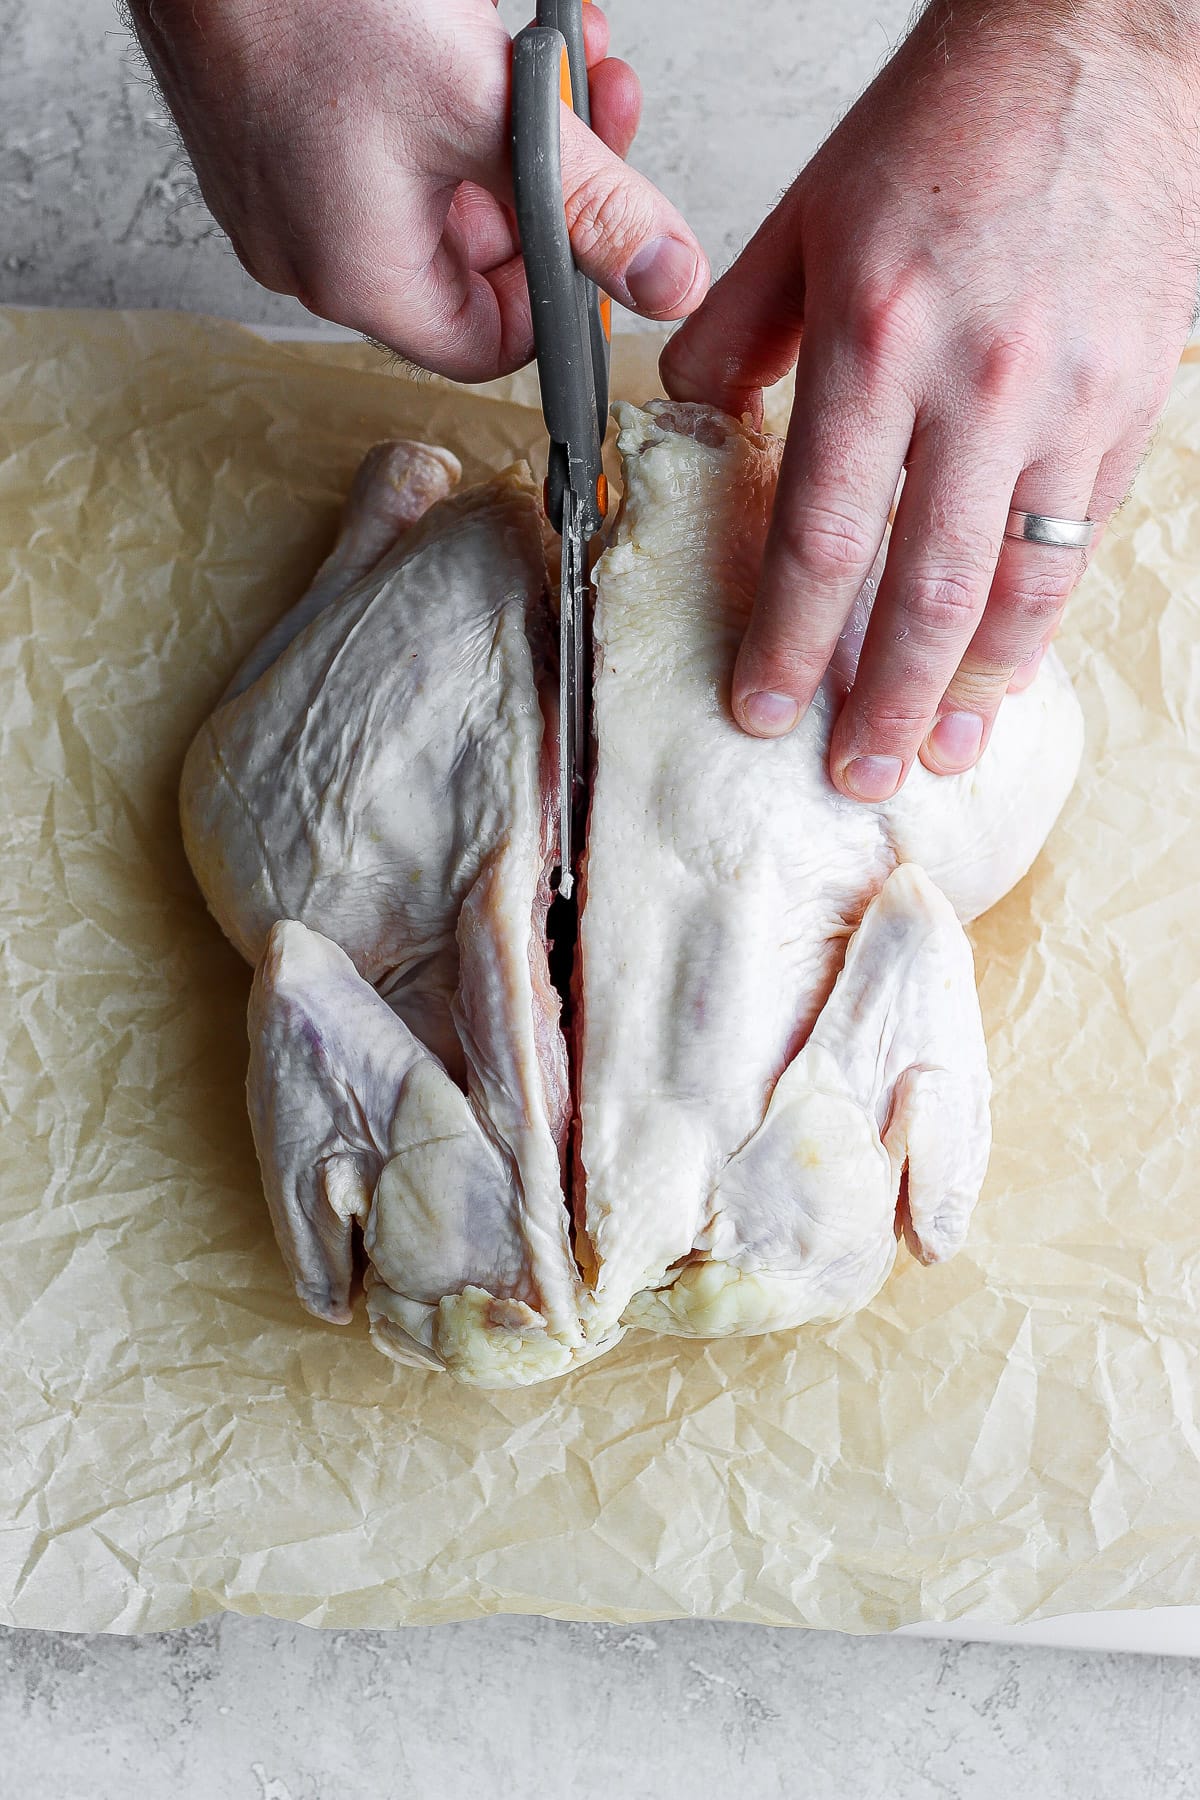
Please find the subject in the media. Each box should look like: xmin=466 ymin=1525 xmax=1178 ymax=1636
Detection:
xmin=557 ymin=106 xmax=709 ymax=320
xmin=660 ymin=185 xmax=807 ymax=420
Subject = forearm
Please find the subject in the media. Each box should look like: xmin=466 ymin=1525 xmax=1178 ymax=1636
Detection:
xmin=888 ymin=0 xmax=1200 ymax=211
xmin=918 ymin=0 xmax=1200 ymax=83
xmin=125 ymin=0 xmax=359 ymax=106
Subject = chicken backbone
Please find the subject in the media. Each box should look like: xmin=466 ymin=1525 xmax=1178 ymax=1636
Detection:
xmin=180 ymin=403 xmax=1084 ymax=1388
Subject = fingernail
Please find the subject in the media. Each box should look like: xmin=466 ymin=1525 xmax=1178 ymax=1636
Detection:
xmin=842 ymin=754 xmax=903 ymax=801
xmin=625 ymin=236 xmax=699 ymax=314
xmin=1007 ymin=647 xmax=1044 ymax=694
xmin=924 ymin=711 xmax=983 ymax=772
xmin=739 ymin=690 xmax=800 ymax=736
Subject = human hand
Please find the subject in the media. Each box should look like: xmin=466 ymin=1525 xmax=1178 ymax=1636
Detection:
xmin=662 ymin=0 xmax=1200 ymax=798
xmin=128 ymin=0 xmax=708 ymax=381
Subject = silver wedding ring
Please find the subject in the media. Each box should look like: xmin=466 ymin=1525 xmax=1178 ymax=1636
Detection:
xmin=1004 ymin=508 xmax=1096 ymax=550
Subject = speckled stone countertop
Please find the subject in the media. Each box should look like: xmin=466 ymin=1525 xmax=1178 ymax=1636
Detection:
xmin=3 ymin=2 xmax=1200 ymax=1793
xmin=5 ymin=1613 xmax=1200 ymax=1799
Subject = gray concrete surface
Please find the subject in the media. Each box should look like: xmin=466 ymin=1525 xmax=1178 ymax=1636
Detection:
xmin=4 ymin=1 xmax=1200 ymax=1794
xmin=0 ymin=0 xmax=896 ymax=320
xmin=6 ymin=1613 xmax=1200 ymax=1800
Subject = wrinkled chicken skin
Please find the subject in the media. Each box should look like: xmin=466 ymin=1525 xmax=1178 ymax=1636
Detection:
xmin=181 ymin=406 xmax=1084 ymax=1388
xmin=579 ymin=402 xmax=1083 ymax=1340
xmin=618 ymin=862 xmax=989 ymax=1335
xmin=181 ymin=447 xmax=601 ymax=1386
xmin=247 ymin=919 xmax=597 ymax=1386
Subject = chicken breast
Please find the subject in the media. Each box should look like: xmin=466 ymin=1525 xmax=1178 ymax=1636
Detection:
xmin=180 ymin=404 xmax=1084 ymax=1388
xmin=577 ymin=402 xmax=1083 ymax=1340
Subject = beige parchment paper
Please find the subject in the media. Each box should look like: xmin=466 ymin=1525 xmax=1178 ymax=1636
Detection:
xmin=2 ymin=304 xmax=1200 ymax=1636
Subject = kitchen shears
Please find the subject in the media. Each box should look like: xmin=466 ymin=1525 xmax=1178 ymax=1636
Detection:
xmin=511 ymin=0 xmax=611 ymax=900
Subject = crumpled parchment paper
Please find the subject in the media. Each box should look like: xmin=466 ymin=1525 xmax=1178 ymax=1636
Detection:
xmin=2 ymin=304 xmax=1199 ymax=1636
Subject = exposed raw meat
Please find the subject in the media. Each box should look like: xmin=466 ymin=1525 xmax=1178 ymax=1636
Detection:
xmin=180 ymin=404 xmax=1084 ymax=1387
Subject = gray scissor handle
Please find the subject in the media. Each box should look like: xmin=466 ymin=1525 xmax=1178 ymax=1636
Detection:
xmin=511 ymin=20 xmax=606 ymax=538
xmin=538 ymin=0 xmax=590 ymax=126
xmin=537 ymin=0 xmax=611 ymax=438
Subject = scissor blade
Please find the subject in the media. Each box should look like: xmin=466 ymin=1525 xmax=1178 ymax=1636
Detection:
xmin=558 ymin=486 xmax=577 ymax=899
xmin=570 ymin=500 xmax=587 ymax=821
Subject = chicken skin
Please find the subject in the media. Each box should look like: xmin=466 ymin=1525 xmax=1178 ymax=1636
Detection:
xmin=180 ymin=404 xmax=1084 ymax=1386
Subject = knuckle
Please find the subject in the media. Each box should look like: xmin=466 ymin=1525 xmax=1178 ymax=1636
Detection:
xmin=295 ymin=256 xmax=371 ymax=326
xmin=844 ymin=267 xmax=932 ymax=383
xmin=775 ymin=501 xmax=878 ymax=588
xmin=564 ymin=174 xmax=644 ymax=262
xmin=901 ymin=565 xmax=987 ymax=635
xmin=1064 ymin=340 xmax=1122 ymax=411
xmin=1000 ymin=566 xmax=1076 ymax=625
xmin=972 ymin=324 xmax=1048 ymax=406
xmin=304 ymin=255 xmax=430 ymax=344
xmin=852 ymin=696 xmax=930 ymax=743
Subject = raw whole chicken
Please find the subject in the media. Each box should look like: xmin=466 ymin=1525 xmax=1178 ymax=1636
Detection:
xmin=180 ymin=401 xmax=1084 ymax=1388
